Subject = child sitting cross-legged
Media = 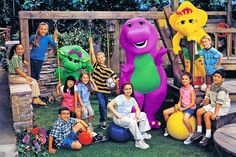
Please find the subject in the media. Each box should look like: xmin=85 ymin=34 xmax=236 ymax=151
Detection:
xmin=191 ymin=69 xmax=230 ymax=146
xmin=48 ymin=107 xmax=108 ymax=154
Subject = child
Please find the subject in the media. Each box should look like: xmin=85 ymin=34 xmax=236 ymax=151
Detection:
xmin=56 ymin=76 xmax=80 ymax=119
xmin=29 ymin=22 xmax=57 ymax=80
xmin=163 ymin=72 xmax=196 ymax=145
xmin=48 ymin=107 xmax=108 ymax=154
xmin=198 ymin=35 xmax=223 ymax=96
xmin=89 ymin=37 xmax=119 ymax=129
xmin=8 ymin=44 xmax=46 ymax=105
xmin=191 ymin=69 xmax=230 ymax=146
xmin=108 ymin=83 xmax=151 ymax=149
xmin=77 ymin=72 xmax=98 ymax=130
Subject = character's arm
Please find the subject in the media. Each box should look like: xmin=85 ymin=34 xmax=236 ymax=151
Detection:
xmin=48 ymin=135 xmax=56 ymax=154
xmin=120 ymin=64 xmax=134 ymax=84
xmin=211 ymin=104 xmax=220 ymax=120
xmin=172 ymin=32 xmax=183 ymax=55
xmin=107 ymin=99 xmax=122 ymax=119
xmin=154 ymin=46 xmax=167 ymax=65
xmin=89 ymin=37 xmax=96 ymax=65
xmin=215 ymin=55 xmax=223 ymax=69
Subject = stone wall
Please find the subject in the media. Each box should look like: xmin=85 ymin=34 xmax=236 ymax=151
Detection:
xmin=38 ymin=47 xmax=58 ymax=99
xmin=9 ymin=84 xmax=33 ymax=133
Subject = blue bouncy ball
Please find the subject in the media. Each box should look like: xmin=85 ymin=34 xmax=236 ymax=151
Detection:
xmin=107 ymin=122 xmax=133 ymax=142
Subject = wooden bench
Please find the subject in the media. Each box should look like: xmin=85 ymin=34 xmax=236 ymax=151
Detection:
xmin=9 ymin=83 xmax=33 ymax=133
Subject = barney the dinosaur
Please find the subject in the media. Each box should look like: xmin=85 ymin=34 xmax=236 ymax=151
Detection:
xmin=120 ymin=18 xmax=167 ymax=128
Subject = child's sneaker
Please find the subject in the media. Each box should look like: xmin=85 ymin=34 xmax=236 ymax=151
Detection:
xmin=135 ymin=139 xmax=149 ymax=149
xmin=164 ymin=129 xmax=169 ymax=137
xmin=143 ymin=133 xmax=152 ymax=140
xmin=93 ymin=134 xmax=108 ymax=143
xmin=100 ymin=122 xmax=107 ymax=129
xmin=199 ymin=136 xmax=210 ymax=146
xmin=184 ymin=135 xmax=193 ymax=145
xmin=191 ymin=132 xmax=203 ymax=141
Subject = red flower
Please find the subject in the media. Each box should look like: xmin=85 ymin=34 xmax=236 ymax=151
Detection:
xmin=31 ymin=127 xmax=39 ymax=135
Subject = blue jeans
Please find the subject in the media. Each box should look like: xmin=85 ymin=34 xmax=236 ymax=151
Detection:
xmin=96 ymin=92 xmax=109 ymax=122
xmin=30 ymin=58 xmax=43 ymax=80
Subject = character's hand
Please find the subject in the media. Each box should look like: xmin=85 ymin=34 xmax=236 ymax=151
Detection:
xmin=174 ymin=104 xmax=181 ymax=111
xmin=214 ymin=65 xmax=220 ymax=69
xmin=26 ymin=76 xmax=33 ymax=82
xmin=116 ymin=114 xmax=122 ymax=119
xmin=48 ymin=148 xmax=56 ymax=154
xmin=179 ymin=107 xmax=184 ymax=112
xmin=211 ymin=114 xmax=217 ymax=120
xmin=57 ymin=82 xmax=62 ymax=88
xmin=89 ymin=37 xmax=93 ymax=43
xmin=173 ymin=45 xmax=181 ymax=55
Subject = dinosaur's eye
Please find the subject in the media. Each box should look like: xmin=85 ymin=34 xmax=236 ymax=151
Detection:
xmin=181 ymin=20 xmax=185 ymax=24
xmin=189 ymin=19 xmax=194 ymax=23
xmin=68 ymin=57 xmax=72 ymax=61
xmin=139 ymin=21 xmax=145 ymax=25
xmin=74 ymin=60 xmax=80 ymax=63
xmin=127 ymin=23 xmax=132 ymax=27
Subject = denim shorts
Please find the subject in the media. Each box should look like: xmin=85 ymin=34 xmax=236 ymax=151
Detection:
xmin=61 ymin=129 xmax=78 ymax=149
xmin=183 ymin=108 xmax=195 ymax=116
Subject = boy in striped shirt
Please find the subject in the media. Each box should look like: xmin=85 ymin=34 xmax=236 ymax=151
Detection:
xmin=89 ymin=37 xmax=119 ymax=129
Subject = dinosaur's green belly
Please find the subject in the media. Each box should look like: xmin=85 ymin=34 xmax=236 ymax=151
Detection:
xmin=130 ymin=53 xmax=160 ymax=94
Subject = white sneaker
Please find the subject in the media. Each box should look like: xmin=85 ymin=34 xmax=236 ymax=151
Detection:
xmin=135 ymin=140 xmax=149 ymax=149
xmin=184 ymin=135 xmax=193 ymax=145
xmin=164 ymin=129 xmax=169 ymax=137
xmin=141 ymin=140 xmax=150 ymax=148
xmin=143 ymin=133 xmax=152 ymax=140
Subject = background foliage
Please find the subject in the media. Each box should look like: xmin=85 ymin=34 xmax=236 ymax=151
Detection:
xmin=0 ymin=0 xmax=235 ymax=52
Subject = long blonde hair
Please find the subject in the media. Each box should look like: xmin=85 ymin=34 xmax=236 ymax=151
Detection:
xmin=33 ymin=22 xmax=49 ymax=47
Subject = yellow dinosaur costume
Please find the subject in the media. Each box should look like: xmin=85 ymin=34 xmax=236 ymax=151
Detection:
xmin=169 ymin=1 xmax=207 ymax=83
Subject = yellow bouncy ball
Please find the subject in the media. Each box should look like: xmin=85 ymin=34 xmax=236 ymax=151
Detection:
xmin=167 ymin=111 xmax=196 ymax=140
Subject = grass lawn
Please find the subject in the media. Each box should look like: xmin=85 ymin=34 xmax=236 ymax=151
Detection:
xmin=34 ymin=95 xmax=217 ymax=157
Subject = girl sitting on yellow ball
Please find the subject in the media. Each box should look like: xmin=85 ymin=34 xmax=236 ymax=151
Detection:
xmin=163 ymin=72 xmax=196 ymax=144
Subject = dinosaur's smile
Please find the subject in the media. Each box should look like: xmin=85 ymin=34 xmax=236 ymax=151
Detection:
xmin=134 ymin=40 xmax=147 ymax=49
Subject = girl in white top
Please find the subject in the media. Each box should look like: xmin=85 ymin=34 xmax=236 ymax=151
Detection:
xmin=108 ymin=83 xmax=151 ymax=149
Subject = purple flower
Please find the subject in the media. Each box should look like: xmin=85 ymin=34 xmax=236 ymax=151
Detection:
xmin=22 ymin=134 xmax=30 ymax=144
xmin=39 ymin=128 xmax=47 ymax=137
xmin=33 ymin=140 xmax=41 ymax=151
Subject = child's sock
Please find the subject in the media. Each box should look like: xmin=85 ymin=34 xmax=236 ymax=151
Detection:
xmin=205 ymin=129 xmax=211 ymax=138
xmin=197 ymin=125 xmax=202 ymax=133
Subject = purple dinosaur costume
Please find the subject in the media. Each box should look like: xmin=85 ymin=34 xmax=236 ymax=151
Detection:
xmin=120 ymin=18 xmax=167 ymax=128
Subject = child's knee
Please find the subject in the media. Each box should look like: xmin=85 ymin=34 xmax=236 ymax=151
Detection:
xmin=183 ymin=117 xmax=189 ymax=124
xmin=71 ymin=141 xmax=82 ymax=150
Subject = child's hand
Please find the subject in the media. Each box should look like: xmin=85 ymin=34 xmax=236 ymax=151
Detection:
xmin=48 ymin=148 xmax=56 ymax=154
xmin=211 ymin=114 xmax=217 ymax=120
xmin=179 ymin=107 xmax=184 ymax=112
xmin=57 ymin=82 xmax=62 ymax=88
xmin=23 ymin=60 xmax=29 ymax=66
xmin=174 ymin=104 xmax=181 ymax=111
xmin=89 ymin=37 xmax=93 ymax=43
xmin=81 ymin=106 xmax=86 ymax=113
xmin=26 ymin=76 xmax=32 ymax=82
xmin=116 ymin=114 xmax=122 ymax=119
